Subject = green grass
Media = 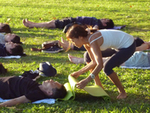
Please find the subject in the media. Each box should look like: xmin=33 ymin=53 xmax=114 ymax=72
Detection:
xmin=0 ymin=0 xmax=150 ymax=112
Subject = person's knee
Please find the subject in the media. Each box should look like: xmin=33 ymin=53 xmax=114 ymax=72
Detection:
xmin=46 ymin=20 xmax=56 ymax=28
xmin=103 ymin=66 xmax=114 ymax=76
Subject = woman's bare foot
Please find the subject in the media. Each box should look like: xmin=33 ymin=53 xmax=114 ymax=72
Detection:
xmin=68 ymin=54 xmax=85 ymax=64
xmin=58 ymin=37 xmax=70 ymax=50
xmin=23 ymin=19 xmax=35 ymax=28
xmin=117 ymin=92 xmax=127 ymax=99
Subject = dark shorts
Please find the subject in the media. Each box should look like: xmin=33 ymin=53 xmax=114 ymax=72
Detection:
xmin=73 ymin=45 xmax=86 ymax=51
xmin=84 ymin=41 xmax=136 ymax=75
xmin=55 ymin=17 xmax=76 ymax=29
xmin=84 ymin=48 xmax=117 ymax=63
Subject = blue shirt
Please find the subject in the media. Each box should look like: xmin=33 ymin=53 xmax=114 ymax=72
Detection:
xmin=0 ymin=44 xmax=8 ymax=56
xmin=76 ymin=17 xmax=102 ymax=28
xmin=125 ymin=51 xmax=150 ymax=67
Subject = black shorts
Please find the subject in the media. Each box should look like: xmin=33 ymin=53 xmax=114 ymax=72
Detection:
xmin=84 ymin=48 xmax=117 ymax=63
xmin=55 ymin=17 xmax=76 ymax=29
xmin=84 ymin=42 xmax=135 ymax=75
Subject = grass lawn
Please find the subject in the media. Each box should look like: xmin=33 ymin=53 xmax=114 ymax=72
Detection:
xmin=0 ymin=0 xmax=150 ymax=112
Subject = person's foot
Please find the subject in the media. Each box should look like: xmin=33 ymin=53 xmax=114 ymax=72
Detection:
xmin=58 ymin=37 xmax=70 ymax=50
xmin=23 ymin=19 xmax=34 ymax=28
xmin=117 ymin=92 xmax=127 ymax=99
xmin=68 ymin=54 xmax=85 ymax=64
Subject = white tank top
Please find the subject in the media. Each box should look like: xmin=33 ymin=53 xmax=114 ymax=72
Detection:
xmin=89 ymin=29 xmax=134 ymax=50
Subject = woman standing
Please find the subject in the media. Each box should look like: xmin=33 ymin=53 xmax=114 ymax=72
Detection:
xmin=66 ymin=24 xmax=135 ymax=99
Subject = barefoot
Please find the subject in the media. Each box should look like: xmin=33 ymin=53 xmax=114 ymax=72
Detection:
xmin=58 ymin=37 xmax=70 ymax=50
xmin=68 ymin=54 xmax=85 ymax=64
xmin=117 ymin=92 xmax=127 ymax=99
xmin=23 ymin=19 xmax=34 ymax=28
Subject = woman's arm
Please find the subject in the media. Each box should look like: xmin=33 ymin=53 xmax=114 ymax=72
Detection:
xmin=88 ymin=40 xmax=103 ymax=76
xmin=71 ymin=44 xmax=98 ymax=78
xmin=0 ymin=95 xmax=30 ymax=107
xmin=76 ymin=33 xmax=104 ymax=89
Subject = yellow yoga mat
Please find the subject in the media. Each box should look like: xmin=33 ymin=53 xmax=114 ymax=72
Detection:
xmin=61 ymin=75 xmax=109 ymax=101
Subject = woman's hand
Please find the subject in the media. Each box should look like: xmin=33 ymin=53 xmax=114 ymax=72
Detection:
xmin=76 ymin=78 xmax=89 ymax=89
xmin=70 ymin=71 xmax=80 ymax=78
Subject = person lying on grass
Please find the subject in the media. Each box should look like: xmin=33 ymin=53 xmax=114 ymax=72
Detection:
xmin=0 ymin=76 xmax=67 ymax=107
xmin=66 ymin=24 xmax=136 ymax=99
xmin=0 ymin=42 xmax=25 ymax=56
xmin=66 ymin=36 xmax=147 ymax=64
xmin=136 ymin=40 xmax=150 ymax=51
xmin=68 ymin=51 xmax=150 ymax=68
xmin=59 ymin=36 xmax=145 ymax=51
xmin=0 ymin=33 xmax=22 ymax=44
xmin=23 ymin=17 xmax=114 ymax=30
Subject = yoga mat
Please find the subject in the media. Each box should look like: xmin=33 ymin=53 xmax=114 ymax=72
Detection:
xmin=61 ymin=82 xmax=75 ymax=101
xmin=68 ymin=75 xmax=109 ymax=97
xmin=61 ymin=75 xmax=109 ymax=101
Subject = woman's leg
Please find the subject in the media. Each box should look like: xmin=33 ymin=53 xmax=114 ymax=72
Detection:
xmin=104 ymin=42 xmax=135 ymax=99
xmin=108 ymin=72 xmax=127 ymax=99
xmin=94 ymin=73 xmax=104 ymax=89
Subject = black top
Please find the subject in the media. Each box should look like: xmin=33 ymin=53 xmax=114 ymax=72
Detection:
xmin=0 ymin=76 xmax=49 ymax=102
xmin=0 ymin=44 xmax=8 ymax=56
xmin=76 ymin=17 xmax=103 ymax=28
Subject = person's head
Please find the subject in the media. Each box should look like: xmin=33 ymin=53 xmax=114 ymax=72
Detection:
xmin=134 ymin=37 xmax=144 ymax=47
xmin=100 ymin=19 xmax=114 ymax=29
xmin=5 ymin=33 xmax=22 ymax=44
xmin=5 ymin=42 xmax=25 ymax=56
xmin=41 ymin=79 xmax=67 ymax=99
xmin=66 ymin=24 xmax=89 ymax=49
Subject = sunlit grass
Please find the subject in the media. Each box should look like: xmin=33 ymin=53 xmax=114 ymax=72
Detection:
xmin=0 ymin=0 xmax=150 ymax=112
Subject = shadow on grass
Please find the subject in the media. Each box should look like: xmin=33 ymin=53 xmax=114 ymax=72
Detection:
xmin=129 ymin=26 xmax=150 ymax=32
xmin=75 ymin=92 xmax=108 ymax=103
xmin=11 ymin=27 xmax=59 ymax=38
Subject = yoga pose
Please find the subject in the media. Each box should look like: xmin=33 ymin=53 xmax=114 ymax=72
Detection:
xmin=60 ymin=36 xmax=144 ymax=51
xmin=68 ymin=37 xmax=148 ymax=64
xmin=66 ymin=24 xmax=136 ymax=99
xmin=0 ymin=76 xmax=67 ymax=107
xmin=23 ymin=17 xmax=114 ymax=29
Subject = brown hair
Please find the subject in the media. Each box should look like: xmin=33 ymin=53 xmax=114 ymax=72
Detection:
xmin=11 ymin=35 xmax=22 ymax=44
xmin=51 ymin=85 xmax=67 ymax=99
xmin=65 ymin=24 xmax=98 ymax=51
xmin=10 ymin=44 xmax=26 ymax=56
xmin=66 ymin=24 xmax=88 ymax=40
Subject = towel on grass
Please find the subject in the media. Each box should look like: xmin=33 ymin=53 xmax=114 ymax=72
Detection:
xmin=120 ymin=66 xmax=150 ymax=69
xmin=113 ymin=25 xmax=126 ymax=30
xmin=0 ymin=56 xmax=21 ymax=59
xmin=0 ymin=98 xmax=56 ymax=104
